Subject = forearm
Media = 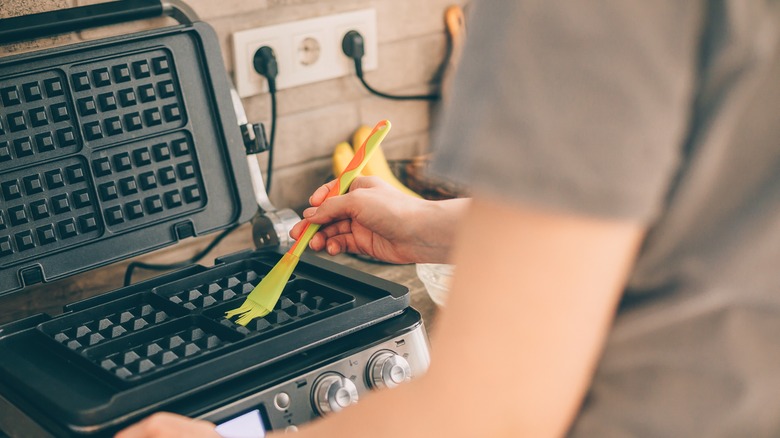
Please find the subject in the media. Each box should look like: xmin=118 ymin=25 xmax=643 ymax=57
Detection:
xmin=284 ymin=195 xmax=644 ymax=438
xmin=427 ymin=196 xmax=645 ymax=435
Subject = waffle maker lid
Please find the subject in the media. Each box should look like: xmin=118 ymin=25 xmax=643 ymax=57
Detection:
xmin=0 ymin=1 xmax=258 ymax=297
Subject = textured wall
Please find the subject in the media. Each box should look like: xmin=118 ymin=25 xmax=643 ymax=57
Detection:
xmin=1 ymin=0 xmax=462 ymax=208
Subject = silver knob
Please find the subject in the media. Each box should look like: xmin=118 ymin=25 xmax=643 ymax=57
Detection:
xmin=368 ymin=351 xmax=412 ymax=389
xmin=312 ymin=373 xmax=359 ymax=416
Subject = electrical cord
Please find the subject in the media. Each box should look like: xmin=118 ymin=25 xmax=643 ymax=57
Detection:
xmin=267 ymin=86 xmax=277 ymax=193
xmin=342 ymin=30 xmax=440 ymax=101
xmin=123 ymin=224 xmax=240 ymax=286
xmin=253 ymin=46 xmax=279 ymax=194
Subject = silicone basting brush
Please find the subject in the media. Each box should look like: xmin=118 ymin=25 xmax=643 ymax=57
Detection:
xmin=225 ymin=120 xmax=392 ymax=326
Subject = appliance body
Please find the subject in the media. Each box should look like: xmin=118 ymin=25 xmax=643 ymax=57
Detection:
xmin=0 ymin=2 xmax=430 ymax=436
xmin=0 ymin=250 xmax=430 ymax=436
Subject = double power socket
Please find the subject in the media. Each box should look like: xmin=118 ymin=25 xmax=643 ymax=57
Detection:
xmin=232 ymin=9 xmax=378 ymax=97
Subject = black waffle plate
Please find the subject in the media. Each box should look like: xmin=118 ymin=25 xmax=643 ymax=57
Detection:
xmin=39 ymin=292 xmax=188 ymax=352
xmin=0 ymin=250 xmax=410 ymax=429
xmin=0 ymin=23 xmax=256 ymax=296
xmin=34 ymin=258 xmax=355 ymax=384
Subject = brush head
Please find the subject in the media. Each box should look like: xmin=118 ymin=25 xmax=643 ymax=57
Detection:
xmin=225 ymin=252 xmax=300 ymax=326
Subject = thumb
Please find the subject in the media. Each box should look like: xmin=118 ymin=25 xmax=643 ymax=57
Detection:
xmin=309 ymin=180 xmax=338 ymax=207
xmin=310 ymin=176 xmax=383 ymax=206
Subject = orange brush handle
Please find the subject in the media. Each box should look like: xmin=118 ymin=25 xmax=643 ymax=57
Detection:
xmin=289 ymin=120 xmax=392 ymax=257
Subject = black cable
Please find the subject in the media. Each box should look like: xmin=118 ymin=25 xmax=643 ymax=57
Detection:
xmin=354 ymin=58 xmax=439 ymax=101
xmin=123 ymin=224 xmax=240 ymax=286
xmin=253 ymin=46 xmax=279 ymax=194
xmin=266 ymin=86 xmax=277 ymax=193
xmin=343 ymin=30 xmax=440 ymax=101
xmin=355 ymin=68 xmax=439 ymax=101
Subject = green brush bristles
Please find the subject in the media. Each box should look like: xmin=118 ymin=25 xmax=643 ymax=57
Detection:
xmin=224 ymin=297 xmax=273 ymax=325
xmin=225 ymin=252 xmax=299 ymax=326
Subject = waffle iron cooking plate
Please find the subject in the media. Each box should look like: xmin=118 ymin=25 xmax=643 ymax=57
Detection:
xmin=0 ymin=3 xmax=257 ymax=295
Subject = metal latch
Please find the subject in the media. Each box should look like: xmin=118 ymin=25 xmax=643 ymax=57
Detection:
xmin=241 ymin=122 xmax=269 ymax=155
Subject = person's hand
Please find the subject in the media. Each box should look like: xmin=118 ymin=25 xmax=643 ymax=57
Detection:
xmin=290 ymin=176 xmax=466 ymax=264
xmin=116 ymin=412 xmax=219 ymax=438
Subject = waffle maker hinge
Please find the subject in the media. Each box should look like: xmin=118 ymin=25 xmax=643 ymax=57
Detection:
xmin=228 ymin=88 xmax=300 ymax=250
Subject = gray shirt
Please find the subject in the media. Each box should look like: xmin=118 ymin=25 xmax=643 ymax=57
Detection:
xmin=432 ymin=1 xmax=780 ymax=436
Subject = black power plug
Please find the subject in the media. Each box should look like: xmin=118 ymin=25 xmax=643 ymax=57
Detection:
xmin=253 ymin=46 xmax=279 ymax=92
xmin=342 ymin=30 xmax=365 ymax=74
xmin=252 ymin=46 xmax=279 ymax=193
xmin=341 ymin=30 xmax=439 ymax=101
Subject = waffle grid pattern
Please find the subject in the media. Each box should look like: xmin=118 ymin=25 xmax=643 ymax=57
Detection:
xmin=0 ymin=157 xmax=100 ymax=264
xmin=0 ymin=70 xmax=79 ymax=170
xmin=212 ymin=284 xmax=349 ymax=335
xmin=160 ymin=269 xmax=264 ymax=311
xmin=91 ymin=131 xmax=205 ymax=232
xmin=0 ymin=49 xmax=204 ymax=265
xmin=70 ymin=50 xmax=186 ymax=149
xmin=45 ymin=296 xmax=176 ymax=353
xmin=37 ymin=263 xmax=355 ymax=383
xmin=89 ymin=319 xmax=236 ymax=380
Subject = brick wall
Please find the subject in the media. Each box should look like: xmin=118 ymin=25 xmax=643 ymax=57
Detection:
xmin=1 ymin=0 xmax=464 ymax=209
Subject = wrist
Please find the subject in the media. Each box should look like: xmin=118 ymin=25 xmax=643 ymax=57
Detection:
xmin=409 ymin=198 xmax=469 ymax=263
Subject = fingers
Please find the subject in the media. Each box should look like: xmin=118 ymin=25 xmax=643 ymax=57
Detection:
xmin=304 ymin=230 xmax=344 ymax=255
xmin=323 ymin=234 xmax=362 ymax=256
xmin=290 ymin=208 xmax=349 ymax=241
xmin=293 ymin=175 xmax=388 ymax=250
xmin=308 ymin=220 xmax=352 ymax=252
xmin=348 ymin=175 xmax=385 ymax=192
xmin=308 ymin=180 xmax=338 ymax=206
xmin=290 ymin=213 xmax=351 ymax=245
xmin=301 ymin=195 xmax=357 ymax=225
xmin=116 ymin=412 xmax=219 ymax=438
xmin=289 ymin=218 xmax=309 ymax=240
xmin=318 ymin=219 xmax=354 ymax=238
xmin=309 ymin=176 xmax=385 ymax=206
xmin=313 ymin=221 xmax=363 ymax=256
xmin=325 ymin=236 xmax=345 ymax=255
xmin=292 ymin=218 xmax=353 ymax=252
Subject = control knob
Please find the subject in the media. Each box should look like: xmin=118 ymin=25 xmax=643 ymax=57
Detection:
xmin=312 ymin=373 xmax=359 ymax=416
xmin=367 ymin=350 xmax=412 ymax=389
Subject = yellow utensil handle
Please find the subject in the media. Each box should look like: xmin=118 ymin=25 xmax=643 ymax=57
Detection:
xmin=290 ymin=120 xmax=392 ymax=257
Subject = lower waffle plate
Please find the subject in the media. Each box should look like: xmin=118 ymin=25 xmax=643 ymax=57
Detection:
xmin=0 ymin=249 xmax=409 ymax=428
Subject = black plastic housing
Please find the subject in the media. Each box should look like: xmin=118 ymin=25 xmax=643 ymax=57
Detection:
xmin=0 ymin=249 xmax=410 ymax=434
xmin=0 ymin=23 xmax=257 ymax=295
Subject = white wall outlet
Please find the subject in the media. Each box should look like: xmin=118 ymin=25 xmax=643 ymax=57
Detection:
xmin=232 ymin=9 xmax=378 ymax=97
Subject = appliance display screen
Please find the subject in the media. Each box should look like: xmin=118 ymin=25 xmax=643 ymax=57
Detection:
xmin=215 ymin=409 xmax=267 ymax=438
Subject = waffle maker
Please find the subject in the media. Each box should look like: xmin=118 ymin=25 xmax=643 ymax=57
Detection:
xmin=0 ymin=2 xmax=431 ymax=436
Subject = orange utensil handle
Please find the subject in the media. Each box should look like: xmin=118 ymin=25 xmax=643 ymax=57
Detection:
xmin=289 ymin=120 xmax=392 ymax=257
xmin=445 ymin=5 xmax=466 ymax=42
